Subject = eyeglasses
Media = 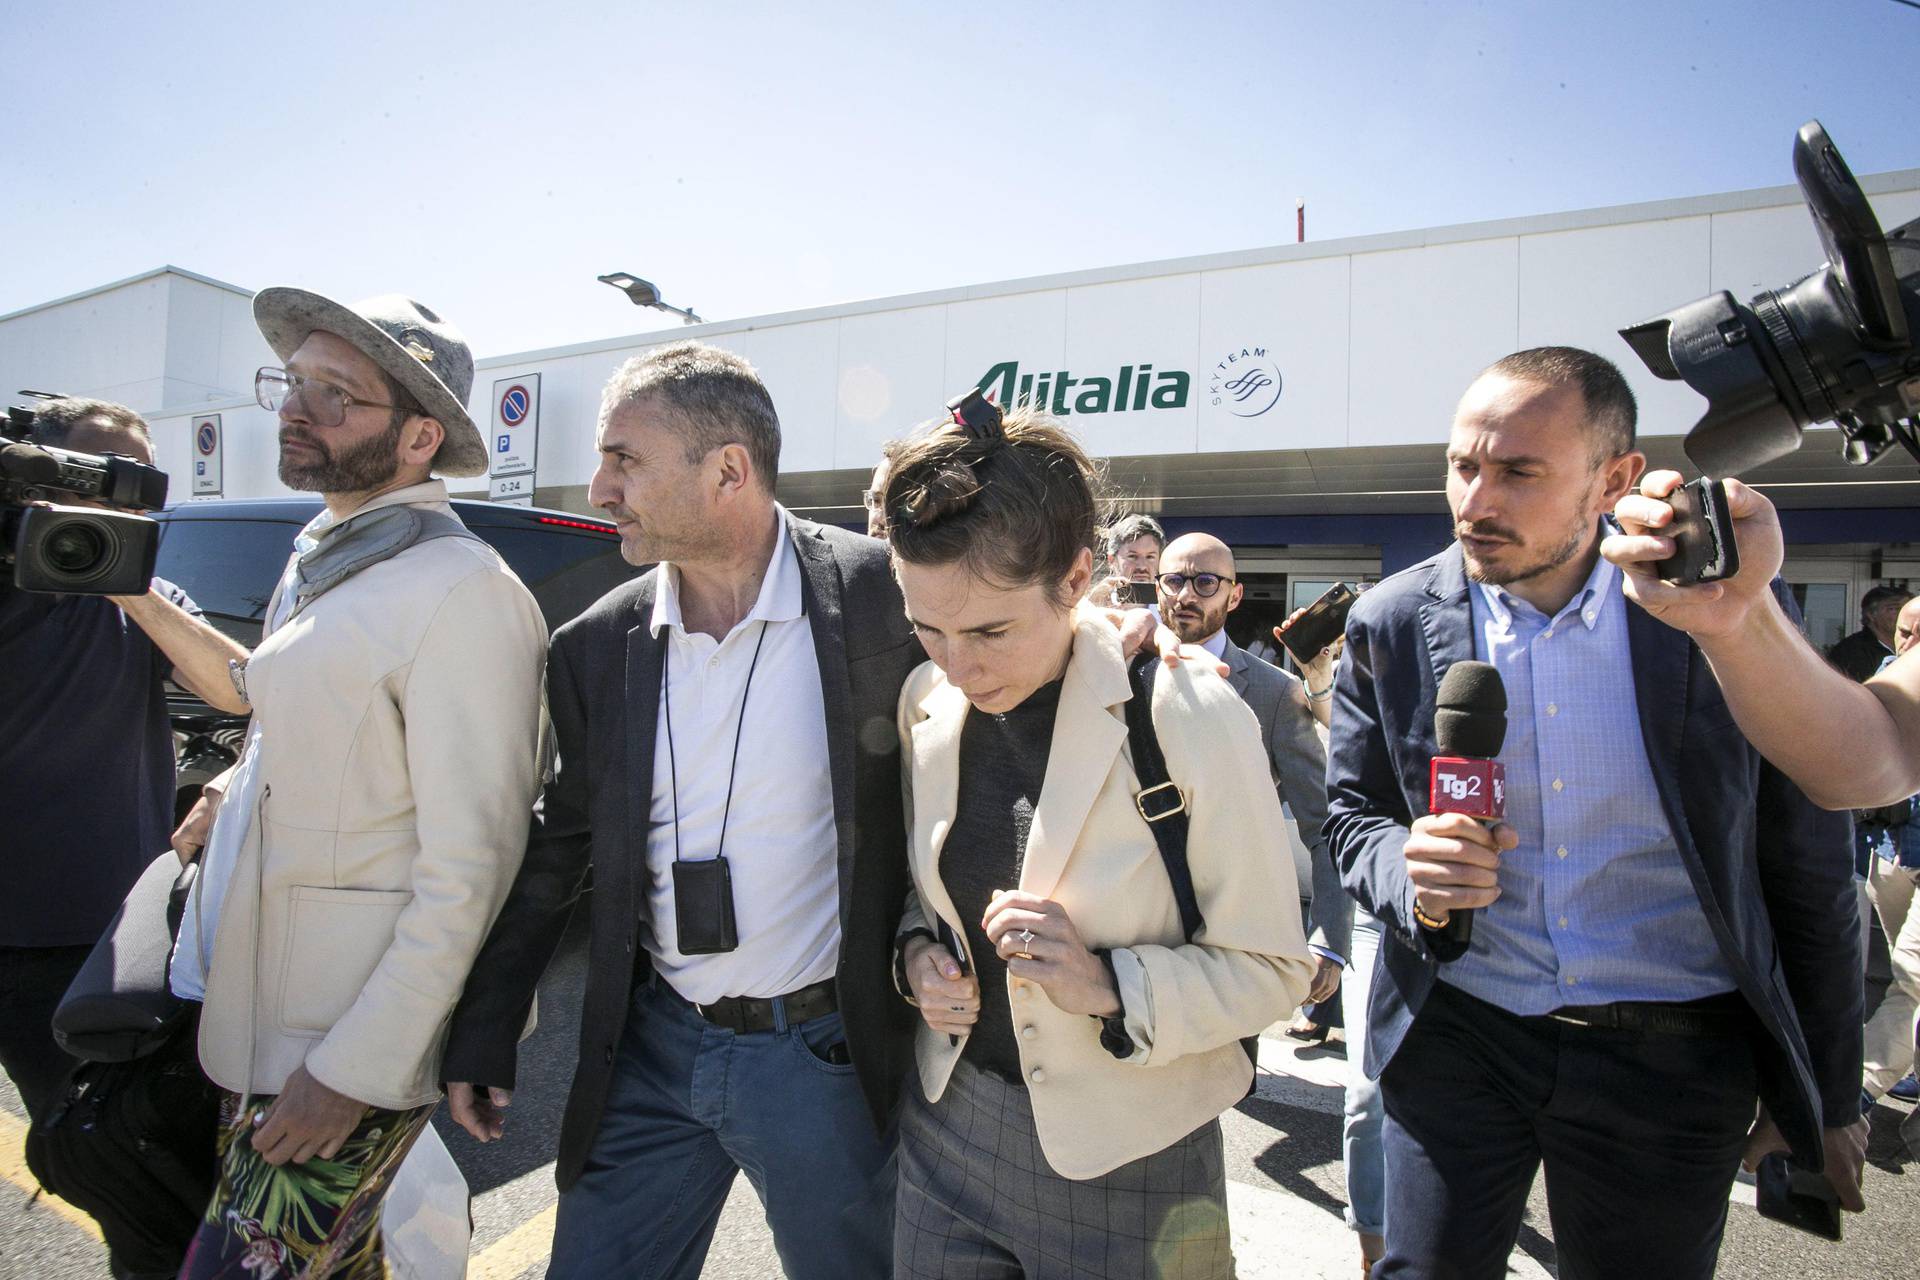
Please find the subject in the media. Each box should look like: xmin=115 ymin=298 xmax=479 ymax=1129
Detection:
xmin=1156 ymin=572 xmax=1236 ymax=598
xmin=255 ymin=367 xmax=410 ymax=429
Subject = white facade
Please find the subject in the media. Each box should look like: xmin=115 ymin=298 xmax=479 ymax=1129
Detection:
xmin=5 ymin=171 xmax=1918 ymax=521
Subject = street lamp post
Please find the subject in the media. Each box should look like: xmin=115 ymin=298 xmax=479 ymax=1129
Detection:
xmin=595 ymin=272 xmax=704 ymax=324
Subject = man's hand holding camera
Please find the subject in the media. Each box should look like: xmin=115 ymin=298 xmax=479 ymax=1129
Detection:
xmin=1604 ymin=471 xmax=1784 ymax=639
xmin=1606 ymin=472 xmax=1920 ymax=810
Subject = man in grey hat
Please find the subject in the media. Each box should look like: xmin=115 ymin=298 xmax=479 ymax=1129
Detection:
xmin=170 ymin=290 xmax=547 ymax=1279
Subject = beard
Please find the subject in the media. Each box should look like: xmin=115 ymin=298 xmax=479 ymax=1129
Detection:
xmin=1164 ymin=596 xmax=1229 ymax=645
xmin=278 ymin=417 xmax=405 ymax=493
xmin=1457 ymin=514 xmax=1589 ymax=587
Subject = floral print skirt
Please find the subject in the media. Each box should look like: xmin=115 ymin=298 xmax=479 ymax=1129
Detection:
xmin=177 ymin=1090 xmax=435 ymax=1280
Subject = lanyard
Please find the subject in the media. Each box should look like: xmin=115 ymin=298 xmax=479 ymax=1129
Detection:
xmin=661 ymin=618 xmax=771 ymax=865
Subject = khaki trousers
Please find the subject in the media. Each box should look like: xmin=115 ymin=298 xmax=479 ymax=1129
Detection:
xmin=1863 ymin=855 xmax=1920 ymax=1098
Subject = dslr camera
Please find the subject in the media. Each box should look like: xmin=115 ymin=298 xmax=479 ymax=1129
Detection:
xmin=1 ymin=403 xmax=169 ymax=595
xmin=1621 ymin=121 xmax=1920 ymax=477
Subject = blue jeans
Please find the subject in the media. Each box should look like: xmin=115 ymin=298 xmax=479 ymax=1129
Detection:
xmin=549 ymin=978 xmax=896 ymax=1280
xmin=1339 ymin=911 xmax=1385 ymax=1237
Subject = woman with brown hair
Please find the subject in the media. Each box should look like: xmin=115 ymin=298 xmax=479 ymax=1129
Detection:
xmin=882 ymin=393 xmax=1314 ymax=1279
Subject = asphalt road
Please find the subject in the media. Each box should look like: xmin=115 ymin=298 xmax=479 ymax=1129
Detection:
xmin=5 ymin=914 xmax=1917 ymax=1278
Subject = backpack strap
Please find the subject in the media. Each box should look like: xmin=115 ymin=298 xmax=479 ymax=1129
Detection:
xmin=1124 ymin=653 xmax=1262 ymax=1084
xmin=1123 ymin=653 xmax=1203 ymax=942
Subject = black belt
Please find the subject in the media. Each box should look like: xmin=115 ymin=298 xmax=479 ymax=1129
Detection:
xmin=671 ymin=977 xmax=838 ymax=1034
xmin=1536 ymin=992 xmax=1750 ymax=1039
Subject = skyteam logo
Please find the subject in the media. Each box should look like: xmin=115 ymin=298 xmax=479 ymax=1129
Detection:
xmin=1209 ymin=346 xmax=1283 ymax=418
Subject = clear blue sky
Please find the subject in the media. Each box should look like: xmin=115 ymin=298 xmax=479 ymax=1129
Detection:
xmin=3 ymin=0 xmax=1916 ymax=356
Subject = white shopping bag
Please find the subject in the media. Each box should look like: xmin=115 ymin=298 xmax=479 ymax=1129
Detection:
xmin=383 ymin=1122 xmax=471 ymax=1279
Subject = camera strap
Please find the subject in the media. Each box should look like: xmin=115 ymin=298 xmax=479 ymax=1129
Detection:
xmin=662 ymin=618 xmax=771 ymax=868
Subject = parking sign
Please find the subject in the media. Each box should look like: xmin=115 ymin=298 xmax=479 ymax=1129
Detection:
xmin=191 ymin=414 xmax=222 ymax=496
xmin=489 ymin=374 xmax=541 ymax=478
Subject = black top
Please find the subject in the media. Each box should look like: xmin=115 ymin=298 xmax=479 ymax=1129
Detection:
xmin=940 ymin=678 xmax=1062 ymax=1080
xmin=0 ymin=580 xmax=197 ymax=946
xmin=1827 ymin=628 xmax=1890 ymax=683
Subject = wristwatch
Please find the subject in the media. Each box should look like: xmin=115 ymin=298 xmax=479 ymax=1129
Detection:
xmin=1089 ymin=949 xmax=1134 ymax=1059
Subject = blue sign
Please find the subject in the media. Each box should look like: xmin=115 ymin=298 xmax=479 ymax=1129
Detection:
xmin=497 ymin=434 xmax=511 ymax=453
xmin=196 ymin=422 xmax=218 ymax=454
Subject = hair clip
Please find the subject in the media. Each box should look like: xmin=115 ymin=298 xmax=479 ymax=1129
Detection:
xmin=946 ymin=388 xmax=1003 ymax=443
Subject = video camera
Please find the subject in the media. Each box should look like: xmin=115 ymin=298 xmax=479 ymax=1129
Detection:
xmin=2 ymin=401 xmax=169 ymax=595
xmin=1621 ymin=121 xmax=1920 ymax=478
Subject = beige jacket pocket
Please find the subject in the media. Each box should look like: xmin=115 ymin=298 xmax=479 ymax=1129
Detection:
xmin=278 ymin=887 xmax=414 ymax=1036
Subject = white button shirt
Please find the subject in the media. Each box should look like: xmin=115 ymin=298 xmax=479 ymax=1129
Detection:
xmin=644 ymin=516 xmax=840 ymax=1004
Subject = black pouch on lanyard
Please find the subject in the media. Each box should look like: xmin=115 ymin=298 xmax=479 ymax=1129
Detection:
xmin=672 ymin=857 xmax=740 ymax=955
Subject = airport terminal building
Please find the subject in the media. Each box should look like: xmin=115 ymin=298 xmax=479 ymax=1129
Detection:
xmin=5 ymin=166 xmax=1918 ymax=652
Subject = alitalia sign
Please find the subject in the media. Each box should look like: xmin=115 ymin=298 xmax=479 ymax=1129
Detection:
xmin=975 ymin=346 xmax=1283 ymax=418
xmin=975 ymin=360 xmax=1191 ymax=416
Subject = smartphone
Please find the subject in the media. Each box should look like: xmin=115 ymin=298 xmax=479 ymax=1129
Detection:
xmin=1114 ymin=578 xmax=1156 ymax=608
xmin=1754 ymin=1153 xmax=1842 ymax=1241
xmin=1279 ymin=583 xmax=1357 ymax=665
xmin=1656 ymin=477 xmax=1741 ymax=587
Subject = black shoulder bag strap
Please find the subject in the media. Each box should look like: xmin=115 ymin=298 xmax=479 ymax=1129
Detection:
xmin=1122 ymin=654 xmax=1261 ymax=1083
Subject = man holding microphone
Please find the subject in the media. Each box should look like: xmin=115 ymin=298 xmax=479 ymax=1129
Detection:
xmin=1326 ymin=347 xmax=1864 ymax=1279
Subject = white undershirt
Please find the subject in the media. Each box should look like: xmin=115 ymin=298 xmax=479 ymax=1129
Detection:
xmin=643 ymin=512 xmax=840 ymax=1004
xmin=171 ymin=512 xmax=325 ymax=1001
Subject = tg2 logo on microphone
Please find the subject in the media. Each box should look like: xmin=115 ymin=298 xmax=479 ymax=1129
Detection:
xmin=1429 ymin=759 xmax=1506 ymax=822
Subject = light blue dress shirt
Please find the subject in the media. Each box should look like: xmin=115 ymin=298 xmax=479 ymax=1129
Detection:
xmin=1439 ymin=552 xmax=1738 ymax=1015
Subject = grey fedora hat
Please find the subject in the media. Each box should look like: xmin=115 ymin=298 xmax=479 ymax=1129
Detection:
xmin=253 ymin=288 xmax=488 ymax=477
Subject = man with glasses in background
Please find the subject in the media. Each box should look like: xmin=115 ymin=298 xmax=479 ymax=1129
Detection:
xmin=1155 ymin=533 xmax=1350 ymax=1015
xmin=169 ymin=290 xmax=547 ymax=1279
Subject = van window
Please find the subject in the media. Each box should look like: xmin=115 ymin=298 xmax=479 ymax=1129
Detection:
xmin=154 ymin=518 xmax=304 ymax=642
xmin=474 ymin=526 xmax=634 ymax=632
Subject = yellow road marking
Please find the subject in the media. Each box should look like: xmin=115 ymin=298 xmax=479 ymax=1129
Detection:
xmin=0 ymin=1108 xmax=104 ymax=1241
xmin=468 ymin=1201 xmax=557 ymax=1280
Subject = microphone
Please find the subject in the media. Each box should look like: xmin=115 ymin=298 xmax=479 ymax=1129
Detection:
xmin=0 ymin=441 xmax=61 ymax=485
xmin=1428 ymin=661 xmax=1509 ymax=949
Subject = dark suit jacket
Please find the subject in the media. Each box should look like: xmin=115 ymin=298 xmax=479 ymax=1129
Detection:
xmin=442 ymin=515 xmax=923 ymax=1191
xmin=1220 ymin=636 xmax=1351 ymax=961
xmin=1324 ymin=544 xmax=1861 ymax=1165
xmin=1826 ymin=627 xmax=1890 ymax=684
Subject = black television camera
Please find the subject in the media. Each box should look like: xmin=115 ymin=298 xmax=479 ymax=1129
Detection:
xmin=1620 ymin=121 xmax=1920 ymax=478
xmin=2 ymin=402 xmax=170 ymax=595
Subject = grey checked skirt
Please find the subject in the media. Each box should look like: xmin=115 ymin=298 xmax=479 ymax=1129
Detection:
xmin=895 ymin=1059 xmax=1235 ymax=1279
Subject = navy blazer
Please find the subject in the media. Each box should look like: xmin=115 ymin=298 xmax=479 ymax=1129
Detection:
xmin=1324 ymin=544 xmax=1861 ymax=1165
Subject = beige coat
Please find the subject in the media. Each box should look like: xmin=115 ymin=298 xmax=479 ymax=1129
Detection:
xmin=897 ymin=610 xmax=1314 ymax=1178
xmin=196 ymin=483 xmax=548 ymax=1110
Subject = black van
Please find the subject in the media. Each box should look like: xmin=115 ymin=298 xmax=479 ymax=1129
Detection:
xmin=153 ymin=497 xmax=634 ymax=821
